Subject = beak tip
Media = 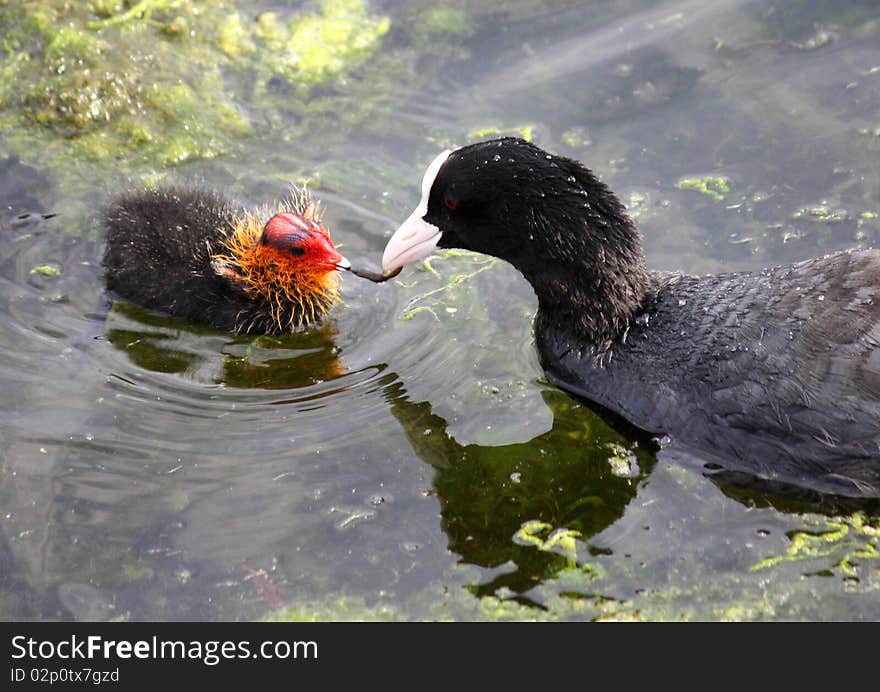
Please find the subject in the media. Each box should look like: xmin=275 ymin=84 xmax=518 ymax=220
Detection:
xmin=381 ymin=226 xmax=442 ymax=275
xmin=380 ymin=253 xmax=398 ymax=275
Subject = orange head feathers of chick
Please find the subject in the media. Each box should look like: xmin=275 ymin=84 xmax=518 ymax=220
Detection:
xmin=210 ymin=189 xmax=349 ymax=332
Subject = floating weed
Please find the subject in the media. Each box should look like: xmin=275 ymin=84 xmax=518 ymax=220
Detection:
xmin=30 ymin=264 xmax=62 ymax=277
xmin=0 ymin=0 xmax=390 ymax=183
xmin=399 ymin=250 xmax=497 ymax=321
xmin=605 ymin=442 xmax=640 ymax=479
xmin=858 ymin=211 xmax=879 ymax=231
xmin=216 ymin=11 xmax=256 ymax=59
xmin=792 ymin=205 xmax=850 ymax=223
xmin=719 ymin=598 xmax=777 ymax=622
xmin=625 ymin=191 xmax=649 ymax=221
xmin=467 ymin=125 xmax=534 ymax=143
xmin=561 ymin=127 xmax=592 ymax=148
xmin=86 ymin=0 xmax=186 ymax=30
xmin=790 ymin=29 xmax=834 ymax=51
xmin=750 ymin=512 xmax=880 ymax=578
xmin=676 ymin=175 xmax=730 ymax=201
xmin=420 ymin=257 xmax=443 ymax=279
xmin=265 ymin=594 xmax=399 ymax=622
xmin=400 ymin=306 xmax=440 ymax=322
xmin=409 ymin=4 xmax=473 ymax=56
xmin=120 ymin=563 xmax=155 ymax=583
xmin=259 ymin=0 xmax=390 ymax=90
xmin=513 ymin=520 xmax=554 ymax=548
xmin=514 ymin=520 xmax=582 ymax=566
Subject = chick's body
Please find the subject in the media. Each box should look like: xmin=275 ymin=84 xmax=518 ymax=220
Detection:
xmin=102 ymin=186 xmax=344 ymax=333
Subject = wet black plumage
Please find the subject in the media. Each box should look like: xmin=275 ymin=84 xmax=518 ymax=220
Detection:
xmin=102 ymin=186 xmax=342 ymax=333
xmin=386 ymin=138 xmax=880 ymax=498
xmin=103 ymin=186 xmax=238 ymax=327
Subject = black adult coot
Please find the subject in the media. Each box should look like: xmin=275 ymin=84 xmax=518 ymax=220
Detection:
xmin=382 ymin=138 xmax=880 ymax=498
xmin=102 ymin=185 xmax=351 ymax=333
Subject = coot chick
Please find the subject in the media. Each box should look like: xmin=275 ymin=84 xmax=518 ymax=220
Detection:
xmin=102 ymin=185 xmax=350 ymax=333
xmin=382 ymin=138 xmax=880 ymax=498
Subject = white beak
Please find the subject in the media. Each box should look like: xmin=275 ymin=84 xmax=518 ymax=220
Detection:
xmin=381 ymin=213 xmax=441 ymax=274
xmin=382 ymin=148 xmax=453 ymax=273
xmin=336 ymin=256 xmax=352 ymax=271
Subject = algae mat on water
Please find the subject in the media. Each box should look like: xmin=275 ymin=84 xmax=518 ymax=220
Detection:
xmin=0 ymin=0 xmax=390 ymax=178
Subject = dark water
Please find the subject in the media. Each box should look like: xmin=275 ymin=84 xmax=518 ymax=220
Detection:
xmin=1 ymin=0 xmax=879 ymax=620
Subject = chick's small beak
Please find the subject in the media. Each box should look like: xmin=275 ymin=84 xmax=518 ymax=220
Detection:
xmin=325 ymin=245 xmax=349 ymax=272
xmin=309 ymin=228 xmax=349 ymax=272
xmin=382 ymin=212 xmax=441 ymax=273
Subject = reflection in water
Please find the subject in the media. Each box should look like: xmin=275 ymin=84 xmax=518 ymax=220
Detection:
xmin=385 ymin=382 xmax=657 ymax=596
xmin=102 ymin=298 xmax=659 ymax=603
xmin=708 ymin=466 xmax=880 ymax=516
xmin=103 ymin=297 xmax=650 ymax=598
xmin=106 ymin=302 xmax=345 ymax=388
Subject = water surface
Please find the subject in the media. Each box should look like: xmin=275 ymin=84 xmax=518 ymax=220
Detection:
xmin=1 ymin=0 xmax=879 ymax=620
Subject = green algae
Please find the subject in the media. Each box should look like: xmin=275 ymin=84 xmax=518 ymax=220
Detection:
xmin=265 ymin=594 xmax=399 ymax=622
xmin=604 ymin=442 xmax=640 ymax=478
xmin=278 ymin=0 xmax=390 ymax=88
xmin=0 ymin=0 xmax=251 ymax=174
xmin=467 ymin=125 xmax=534 ymax=143
xmin=792 ymin=205 xmax=850 ymax=223
xmin=251 ymin=0 xmax=390 ymax=101
xmin=751 ymin=513 xmax=880 ymax=577
xmin=120 ymin=563 xmax=155 ymax=582
xmin=625 ymin=191 xmax=650 ymax=221
xmin=416 ymin=6 xmax=471 ymax=37
xmin=514 ymin=521 xmax=582 ymax=566
xmin=676 ymin=175 xmax=730 ymax=201
xmin=0 ymin=0 xmax=390 ymax=185
xmin=260 ymin=472 xmax=880 ymax=621
xmin=30 ymin=264 xmax=62 ymax=277
xmin=245 ymin=507 xmax=880 ymax=621
xmin=408 ymin=4 xmax=473 ymax=56
xmin=216 ymin=11 xmax=256 ymax=58
xmin=560 ymin=127 xmax=592 ymax=149
xmin=398 ymin=250 xmax=499 ymax=322
xmin=86 ymin=0 xmax=186 ymax=30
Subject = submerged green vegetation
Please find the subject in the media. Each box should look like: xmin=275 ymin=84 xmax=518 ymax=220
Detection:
xmin=0 ymin=0 xmax=392 ymax=181
xmin=751 ymin=512 xmax=880 ymax=576
xmin=262 ymin=506 xmax=880 ymax=621
xmin=676 ymin=175 xmax=730 ymax=201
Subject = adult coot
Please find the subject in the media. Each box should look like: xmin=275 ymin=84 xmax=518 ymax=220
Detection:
xmin=102 ymin=185 xmax=350 ymax=333
xmin=382 ymin=138 xmax=880 ymax=498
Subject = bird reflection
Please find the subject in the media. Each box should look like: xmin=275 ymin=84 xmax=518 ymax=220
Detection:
xmin=105 ymin=301 xmax=344 ymax=388
xmin=384 ymin=381 xmax=657 ymax=596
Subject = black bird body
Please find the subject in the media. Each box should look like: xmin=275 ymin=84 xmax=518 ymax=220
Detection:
xmin=102 ymin=186 xmax=345 ymax=333
xmin=538 ymin=252 xmax=880 ymax=496
xmin=383 ymin=138 xmax=880 ymax=498
xmin=103 ymin=186 xmax=243 ymax=329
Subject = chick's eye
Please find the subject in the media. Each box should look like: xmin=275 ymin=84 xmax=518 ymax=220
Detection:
xmin=289 ymin=245 xmax=305 ymax=257
xmin=443 ymin=195 xmax=457 ymax=211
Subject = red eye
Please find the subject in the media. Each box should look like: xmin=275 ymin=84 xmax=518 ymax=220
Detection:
xmin=443 ymin=195 xmax=457 ymax=211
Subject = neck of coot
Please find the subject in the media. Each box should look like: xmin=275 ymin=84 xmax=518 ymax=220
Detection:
xmin=513 ymin=179 xmax=655 ymax=349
